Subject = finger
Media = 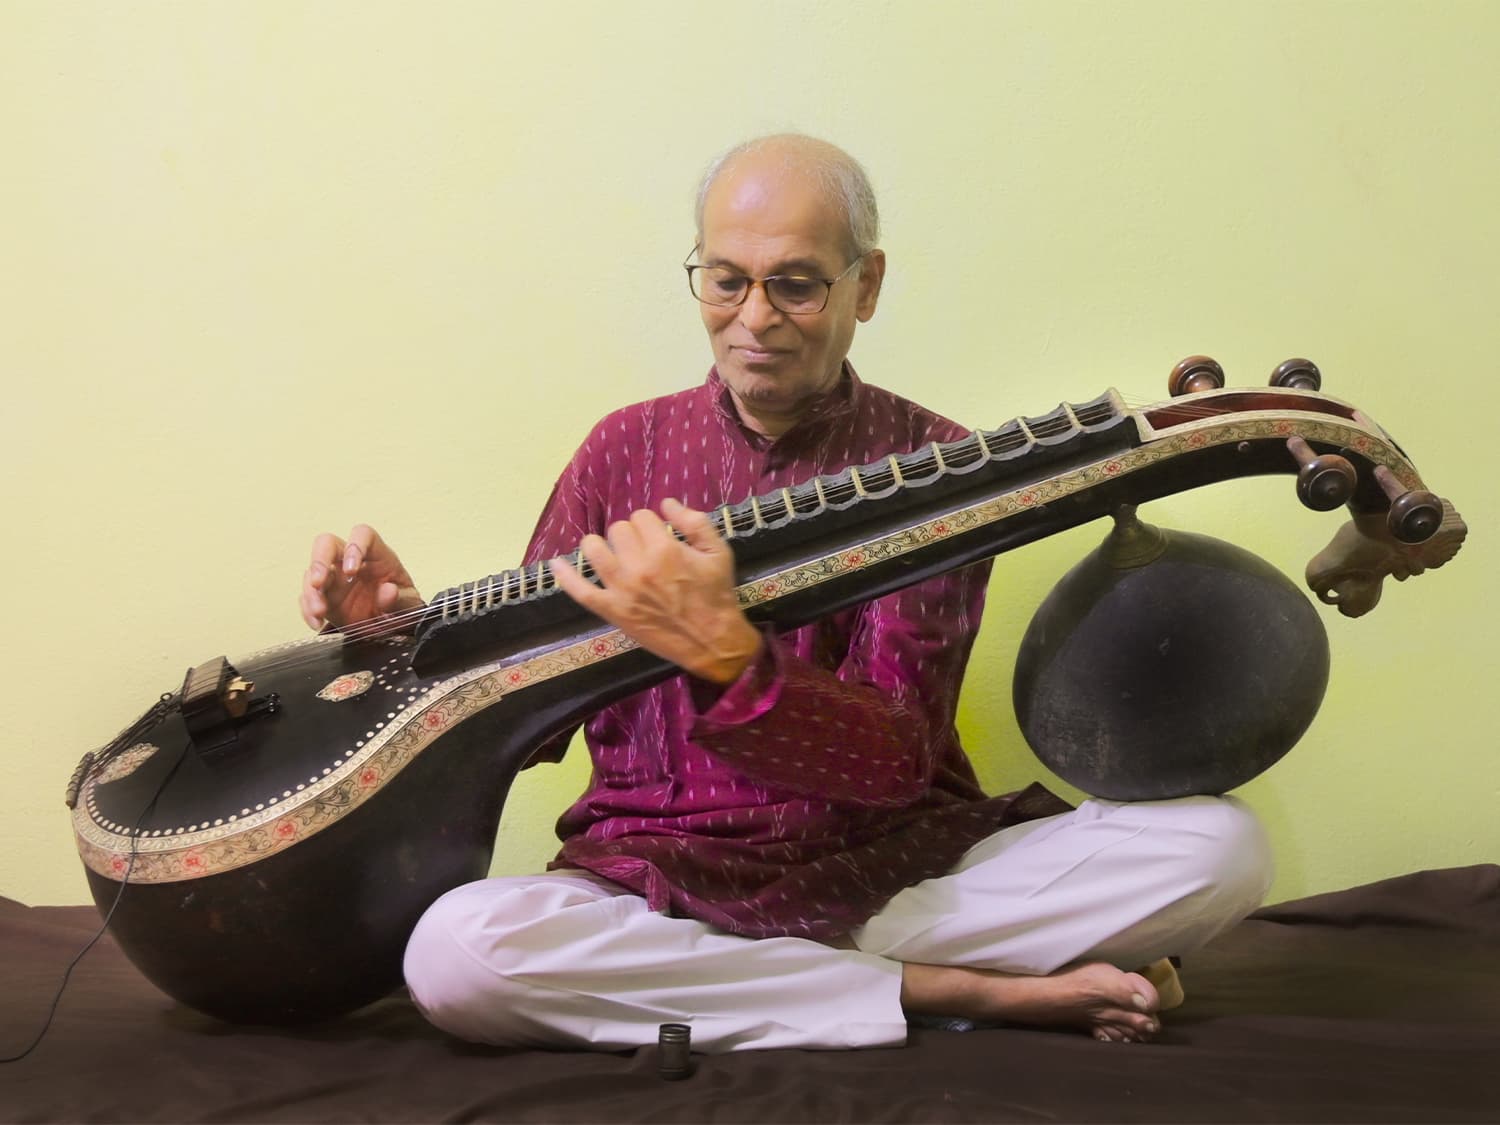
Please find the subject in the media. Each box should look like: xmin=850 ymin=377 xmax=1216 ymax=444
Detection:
xmin=629 ymin=507 xmax=680 ymax=558
xmin=301 ymin=579 xmax=328 ymax=617
xmin=299 ymin=589 xmax=326 ymax=632
xmin=375 ymin=581 xmax=402 ymax=614
xmin=661 ymin=498 xmax=724 ymax=554
xmin=549 ymin=556 xmax=607 ymax=613
xmin=577 ymin=533 xmax=621 ymax=587
xmin=310 ymin=533 xmax=346 ymax=583
xmin=344 ymin=524 xmax=378 ymax=576
xmin=374 ymin=580 xmax=424 ymax=616
xmin=604 ymin=518 xmax=645 ymax=562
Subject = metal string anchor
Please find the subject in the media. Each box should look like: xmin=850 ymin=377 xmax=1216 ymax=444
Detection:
xmin=657 ymin=1022 xmax=692 ymax=1080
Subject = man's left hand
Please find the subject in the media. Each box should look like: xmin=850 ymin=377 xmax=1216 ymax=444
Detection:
xmin=549 ymin=498 xmax=763 ymax=685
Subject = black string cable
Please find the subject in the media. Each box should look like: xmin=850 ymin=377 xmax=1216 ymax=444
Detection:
xmin=0 ymin=742 xmax=187 ymax=1064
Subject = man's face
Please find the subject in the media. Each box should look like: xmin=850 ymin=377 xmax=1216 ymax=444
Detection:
xmin=697 ymin=161 xmax=884 ymax=438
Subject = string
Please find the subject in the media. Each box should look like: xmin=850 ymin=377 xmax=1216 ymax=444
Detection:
xmin=213 ymin=387 xmax=1350 ymax=680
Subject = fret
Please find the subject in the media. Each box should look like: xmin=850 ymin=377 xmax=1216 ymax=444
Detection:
xmin=1077 ymin=397 xmax=1116 ymax=427
xmin=421 ymin=389 xmax=1140 ymax=651
xmin=989 ymin=420 xmax=1028 ymax=457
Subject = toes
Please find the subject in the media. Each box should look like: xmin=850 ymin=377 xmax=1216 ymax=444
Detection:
xmin=1122 ymin=971 xmax=1160 ymax=1014
xmin=1095 ymin=1009 xmax=1160 ymax=1044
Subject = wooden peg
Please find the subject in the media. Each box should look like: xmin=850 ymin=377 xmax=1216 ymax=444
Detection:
xmin=1168 ymin=355 xmax=1225 ymax=397
xmin=1286 ymin=436 xmax=1356 ymax=511
xmin=1271 ymin=358 xmax=1322 ymax=391
xmin=1373 ymin=465 xmax=1445 ymax=543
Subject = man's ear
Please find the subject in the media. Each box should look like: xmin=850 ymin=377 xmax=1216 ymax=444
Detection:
xmin=855 ymin=249 xmax=886 ymax=322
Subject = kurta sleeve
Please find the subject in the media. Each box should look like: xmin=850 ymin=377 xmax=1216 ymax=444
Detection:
xmin=688 ymin=560 xmax=991 ymax=807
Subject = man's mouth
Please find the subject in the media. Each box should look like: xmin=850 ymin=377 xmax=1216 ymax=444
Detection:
xmin=734 ymin=346 xmax=789 ymax=364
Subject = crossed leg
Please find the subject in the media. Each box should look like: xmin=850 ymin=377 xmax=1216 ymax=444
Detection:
xmin=403 ymin=795 xmax=1271 ymax=1052
xmin=854 ymin=795 xmax=1271 ymax=1044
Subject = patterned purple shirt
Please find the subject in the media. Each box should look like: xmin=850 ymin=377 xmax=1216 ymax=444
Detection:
xmin=523 ymin=366 xmax=1066 ymax=939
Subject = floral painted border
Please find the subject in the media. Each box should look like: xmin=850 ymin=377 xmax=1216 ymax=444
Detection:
xmin=76 ymin=407 xmax=1415 ymax=884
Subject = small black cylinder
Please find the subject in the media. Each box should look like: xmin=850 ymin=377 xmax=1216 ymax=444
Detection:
xmin=658 ymin=1022 xmax=692 ymax=1080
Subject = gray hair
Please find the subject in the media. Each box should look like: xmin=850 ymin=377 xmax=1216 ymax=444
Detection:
xmin=693 ymin=134 xmax=880 ymax=262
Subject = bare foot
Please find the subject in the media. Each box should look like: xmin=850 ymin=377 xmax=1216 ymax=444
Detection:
xmin=901 ymin=961 xmax=1161 ymax=1043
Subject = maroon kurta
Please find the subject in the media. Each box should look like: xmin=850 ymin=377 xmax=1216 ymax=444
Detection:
xmin=524 ymin=366 xmax=1064 ymax=939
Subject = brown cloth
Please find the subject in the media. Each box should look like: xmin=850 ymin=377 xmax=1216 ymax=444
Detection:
xmin=3 ymin=865 xmax=1497 ymax=1123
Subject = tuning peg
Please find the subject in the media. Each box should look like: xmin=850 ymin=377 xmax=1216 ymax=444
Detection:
xmin=1270 ymin=358 xmax=1322 ymax=391
xmin=1286 ymin=436 xmax=1357 ymax=511
xmin=1373 ymin=465 xmax=1444 ymax=543
xmin=1168 ymin=355 xmax=1225 ymax=397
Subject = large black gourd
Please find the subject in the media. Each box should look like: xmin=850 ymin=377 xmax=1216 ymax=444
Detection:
xmin=1013 ymin=506 xmax=1329 ymax=800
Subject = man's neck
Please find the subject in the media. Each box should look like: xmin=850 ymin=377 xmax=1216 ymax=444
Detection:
xmin=725 ymin=365 xmax=850 ymax=440
xmin=730 ymin=396 xmax=802 ymax=440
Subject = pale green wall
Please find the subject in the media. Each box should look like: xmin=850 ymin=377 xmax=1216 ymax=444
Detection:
xmin=3 ymin=1 xmax=1495 ymax=908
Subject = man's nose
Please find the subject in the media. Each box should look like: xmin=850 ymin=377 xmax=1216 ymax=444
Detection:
xmin=737 ymin=281 xmax=784 ymax=332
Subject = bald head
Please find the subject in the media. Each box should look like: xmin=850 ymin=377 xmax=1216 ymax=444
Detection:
xmin=694 ymin=134 xmax=880 ymax=262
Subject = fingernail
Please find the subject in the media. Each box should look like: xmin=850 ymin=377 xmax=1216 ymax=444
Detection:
xmin=343 ymin=547 xmax=359 ymax=573
xmin=1133 ymin=993 xmax=1149 ymax=1011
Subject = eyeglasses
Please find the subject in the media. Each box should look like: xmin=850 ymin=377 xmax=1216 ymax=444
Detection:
xmin=684 ymin=250 xmax=867 ymax=315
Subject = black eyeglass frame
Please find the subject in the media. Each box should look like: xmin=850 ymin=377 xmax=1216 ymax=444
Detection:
xmin=683 ymin=249 xmax=869 ymax=315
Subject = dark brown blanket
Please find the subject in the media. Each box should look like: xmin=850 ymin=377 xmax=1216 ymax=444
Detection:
xmin=3 ymin=865 xmax=1497 ymax=1123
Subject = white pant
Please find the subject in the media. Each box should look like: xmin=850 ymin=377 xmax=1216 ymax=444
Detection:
xmin=403 ymin=796 xmax=1272 ymax=1052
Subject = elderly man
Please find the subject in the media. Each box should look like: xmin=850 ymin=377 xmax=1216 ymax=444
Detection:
xmin=300 ymin=135 xmax=1271 ymax=1052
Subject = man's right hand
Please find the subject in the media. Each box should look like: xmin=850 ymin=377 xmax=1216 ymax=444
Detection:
xmin=299 ymin=524 xmax=423 ymax=631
